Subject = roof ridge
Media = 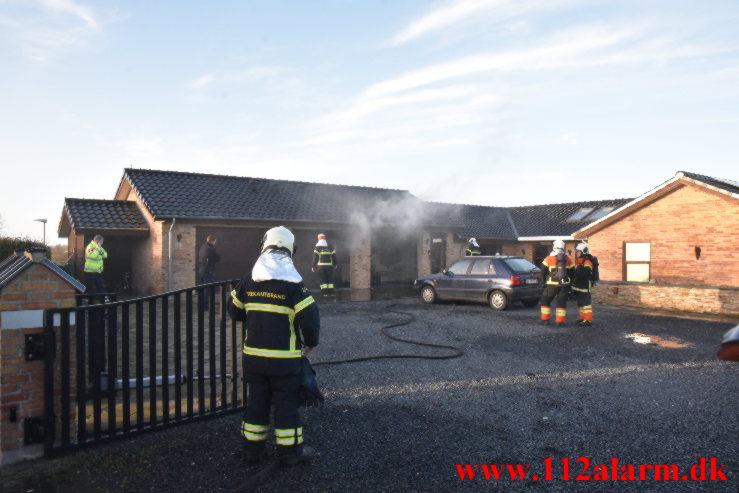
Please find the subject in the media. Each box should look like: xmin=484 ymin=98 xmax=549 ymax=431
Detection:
xmin=123 ymin=168 xmax=412 ymax=194
xmin=65 ymin=198 xmax=136 ymax=203
xmin=506 ymin=198 xmax=634 ymax=209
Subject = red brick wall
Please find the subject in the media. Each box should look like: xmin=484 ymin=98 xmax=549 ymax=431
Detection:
xmin=0 ymin=263 xmax=78 ymax=462
xmin=585 ymin=184 xmax=739 ymax=287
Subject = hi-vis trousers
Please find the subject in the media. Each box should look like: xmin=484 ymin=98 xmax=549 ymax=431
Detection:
xmin=241 ymin=372 xmax=303 ymax=453
xmin=540 ymin=284 xmax=570 ymax=323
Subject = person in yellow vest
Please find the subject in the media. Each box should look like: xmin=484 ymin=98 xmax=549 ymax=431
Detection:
xmin=312 ymin=233 xmax=337 ymax=295
xmin=84 ymin=234 xmax=108 ymax=294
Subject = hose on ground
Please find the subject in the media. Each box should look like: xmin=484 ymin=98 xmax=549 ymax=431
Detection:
xmin=232 ymin=301 xmax=463 ymax=492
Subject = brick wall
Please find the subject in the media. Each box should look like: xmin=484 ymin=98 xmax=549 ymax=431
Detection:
xmin=585 ymin=184 xmax=739 ymax=287
xmin=124 ymin=188 xmax=166 ymax=294
xmin=168 ymin=222 xmax=197 ymax=291
xmin=350 ymin=231 xmax=371 ymax=289
xmin=416 ymin=230 xmax=432 ymax=277
xmin=593 ymin=282 xmax=739 ymax=316
xmin=0 ymin=263 xmax=78 ymax=464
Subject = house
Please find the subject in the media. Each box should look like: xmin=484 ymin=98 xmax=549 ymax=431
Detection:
xmin=59 ymin=169 xmax=461 ymax=294
xmin=57 ymin=169 xmax=737 ymax=317
xmin=573 ymin=171 xmax=739 ymax=315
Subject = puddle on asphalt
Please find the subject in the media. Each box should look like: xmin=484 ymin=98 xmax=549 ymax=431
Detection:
xmin=624 ymin=333 xmax=693 ymax=348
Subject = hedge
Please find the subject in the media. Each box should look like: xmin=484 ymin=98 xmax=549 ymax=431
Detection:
xmin=0 ymin=236 xmax=49 ymax=261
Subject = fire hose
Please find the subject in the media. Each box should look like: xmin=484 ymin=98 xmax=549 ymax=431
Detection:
xmin=232 ymin=302 xmax=464 ymax=492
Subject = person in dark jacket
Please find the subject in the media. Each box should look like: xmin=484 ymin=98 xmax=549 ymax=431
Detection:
xmin=228 ymin=226 xmax=320 ymax=465
xmin=197 ymin=235 xmax=221 ymax=310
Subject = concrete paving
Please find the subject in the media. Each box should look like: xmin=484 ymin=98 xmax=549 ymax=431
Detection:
xmin=2 ymin=297 xmax=737 ymax=492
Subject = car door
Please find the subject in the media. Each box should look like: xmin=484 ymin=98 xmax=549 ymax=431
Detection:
xmin=436 ymin=259 xmax=473 ymax=298
xmin=464 ymin=258 xmax=493 ymax=300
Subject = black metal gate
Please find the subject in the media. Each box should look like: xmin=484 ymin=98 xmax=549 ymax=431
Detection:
xmin=42 ymin=280 xmax=245 ymax=457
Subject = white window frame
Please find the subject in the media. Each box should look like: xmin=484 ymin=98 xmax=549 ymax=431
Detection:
xmin=624 ymin=242 xmax=651 ymax=282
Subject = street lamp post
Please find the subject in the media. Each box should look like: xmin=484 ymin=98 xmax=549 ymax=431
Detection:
xmin=33 ymin=218 xmax=47 ymax=245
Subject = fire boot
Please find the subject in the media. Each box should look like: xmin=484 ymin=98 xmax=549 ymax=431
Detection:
xmin=279 ymin=445 xmax=317 ymax=466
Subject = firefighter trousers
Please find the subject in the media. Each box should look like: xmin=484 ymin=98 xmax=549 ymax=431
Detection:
xmin=317 ymin=266 xmax=335 ymax=293
xmin=574 ymin=290 xmax=593 ymax=322
xmin=540 ymin=284 xmax=570 ymax=323
xmin=241 ymin=372 xmax=303 ymax=454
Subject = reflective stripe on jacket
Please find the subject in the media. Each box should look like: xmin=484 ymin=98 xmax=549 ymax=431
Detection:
xmin=228 ymin=277 xmax=319 ymax=375
xmin=84 ymin=241 xmax=108 ymax=273
xmin=572 ymin=257 xmax=593 ymax=292
xmin=465 ymin=248 xmax=481 ymax=256
xmin=312 ymin=247 xmax=336 ymax=266
xmin=541 ymin=254 xmax=574 ymax=285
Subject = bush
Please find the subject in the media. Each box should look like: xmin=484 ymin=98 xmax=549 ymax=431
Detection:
xmin=0 ymin=236 xmax=49 ymax=261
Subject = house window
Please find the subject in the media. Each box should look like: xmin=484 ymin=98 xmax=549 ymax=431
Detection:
xmin=567 ymin=208 xmax=593 ymax=221
xmin=624 ymin=242 xmax=650 ymax=282
xmin=587 ymin=207 xmax=615 ymax=220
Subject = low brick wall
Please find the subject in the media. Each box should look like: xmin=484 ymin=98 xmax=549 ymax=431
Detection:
xmin=593 ymin=282 xmax=739 ymax=316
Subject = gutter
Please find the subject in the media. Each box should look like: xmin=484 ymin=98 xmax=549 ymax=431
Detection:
xmin=517 ymin=236 xmax=574 ymax=241
xmin=168 ymin=218 xmax=176 ymax=291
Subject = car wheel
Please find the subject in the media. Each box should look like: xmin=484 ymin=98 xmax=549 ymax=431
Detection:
xmin=488 ymin=290 xmax=508 ymax=311
xmin=522 ymin=299 xmax=539 ymax=308
xmin=421 ymin=285 xmax=437 ymax=304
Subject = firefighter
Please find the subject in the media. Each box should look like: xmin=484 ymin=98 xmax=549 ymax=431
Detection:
xmin=539 ymin=239 xmax=574 ymax=326
xmin=84 ymin=234 xmax=108 ymax=295
xmin=228 ymin=226 xmax=320 ymax=465
xmin=312 ymin=233 xmax=337 ymax=295
xmin=572 ymin=242 xmax=595 ymax=326
xmin=465 ymin=238 xmax=482 ymax=256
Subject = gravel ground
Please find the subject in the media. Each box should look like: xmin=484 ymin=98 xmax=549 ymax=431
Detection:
xmin=2 ymin=297 xmax=737 ymax=493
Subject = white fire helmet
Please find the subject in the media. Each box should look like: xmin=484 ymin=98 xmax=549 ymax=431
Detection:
xmin=262 ymin=226 xmax=295 ymax=255
xmin=317 ymin=233 xmax=326 ymax=240
xmin=575 ymin=242 xmax=590 ymax=255
xmin=469 ymin=237 xmax=479 ymax=246
xmin=552 ymin=239 xmax=565 ymax=251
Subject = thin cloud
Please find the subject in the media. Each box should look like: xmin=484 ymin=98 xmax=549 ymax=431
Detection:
xmin=2 ymin=0 xmax=106 ymax=61
xmin=391 ymin=0 xmax=587 ymax=45
xmin=40 ymin=0 xmax=99 ymax=30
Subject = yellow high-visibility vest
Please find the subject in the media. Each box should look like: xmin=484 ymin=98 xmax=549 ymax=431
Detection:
xmin=84 ymin=241 xmax=108 ymax=273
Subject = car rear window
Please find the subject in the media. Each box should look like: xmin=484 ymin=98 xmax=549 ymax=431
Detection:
xmin=449 ymin=259 xmax=473 ymax=275
xmin=503 ymin=258 xmax=539 ymax=273
xmin=470 ymin=259 xmax=491 ymax=275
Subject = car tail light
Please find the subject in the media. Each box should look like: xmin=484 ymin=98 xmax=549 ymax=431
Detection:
xmin=509 ymin=275 xmax=521 ymax=286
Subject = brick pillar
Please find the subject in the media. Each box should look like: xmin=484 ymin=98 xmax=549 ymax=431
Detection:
xmin=417 ymin=230 xmax=431 ymax=277
xmin=350 ymin=231 xmax=372 ymax=290
xmin=0 ymin=252 xmax=78 ymax=465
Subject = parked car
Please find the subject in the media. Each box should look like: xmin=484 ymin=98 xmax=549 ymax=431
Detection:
xmin=413 ymin=256 xmax=543 ymax=310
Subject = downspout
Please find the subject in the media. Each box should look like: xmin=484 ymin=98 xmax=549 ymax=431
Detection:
xmin=168 ymin=218 xmax=176 ymax=292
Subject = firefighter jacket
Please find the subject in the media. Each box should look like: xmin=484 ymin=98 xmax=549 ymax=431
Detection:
xmin=572 ymin=256 xmax=594 ymax=293
xmin=228 ymin=277 xmax=319 ymax=375
xmin=84 ymin=241 xmax=108 ymax=273
xmin=465 ymin=246 xmax=482 ymax=256
xmin=541 ymin=253 xmax=574 ymax=285
xmin=312 ymin=246 xmax=336 ymax=267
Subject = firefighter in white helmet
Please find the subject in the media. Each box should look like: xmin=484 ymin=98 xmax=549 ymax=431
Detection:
xmin=465 ymin=238 xmax=482 ymax=256
xmin=311 ymin=233 xmax=337 ymax=295
xmin=572 ymin=242 xmax=595 ymax=326
xmin=228 ymin=226 xmax=320 ymax=465
xmin=539 ymin=239 xmax=574 ymax=326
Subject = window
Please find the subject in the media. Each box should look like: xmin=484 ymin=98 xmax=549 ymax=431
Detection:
xmin=503 ymin=258 xmax=538 ymax=274
xmin=449 ymin=259 xmax=473 ymax=275
xmin=470 ymin=259 xmax=491 ymax=275
xmin=587 ymin=207 xmax=615 ymax=220
xmin=624 ymin=242 xmax=650 ymax=282
xmin=567 ymin=208 xmax=593 ymax=221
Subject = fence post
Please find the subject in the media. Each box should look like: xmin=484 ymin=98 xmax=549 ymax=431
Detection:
xmin=0 ymin=250 xmax=80 ymax=464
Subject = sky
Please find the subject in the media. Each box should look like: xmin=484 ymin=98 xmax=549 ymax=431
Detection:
xmin=1 ymin=0 xmax=738 ymax=245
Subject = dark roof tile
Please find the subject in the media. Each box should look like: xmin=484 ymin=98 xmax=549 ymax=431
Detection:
xmin=60 ymin=199 xmax=149 ymax=236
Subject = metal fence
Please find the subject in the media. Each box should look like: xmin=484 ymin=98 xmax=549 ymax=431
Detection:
xmin=43 ymin=280 xmax=244 ymax=457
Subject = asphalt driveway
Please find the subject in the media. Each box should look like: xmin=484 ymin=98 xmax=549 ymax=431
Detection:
xmin=2 ymin=298 xmax=737 ymax=492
